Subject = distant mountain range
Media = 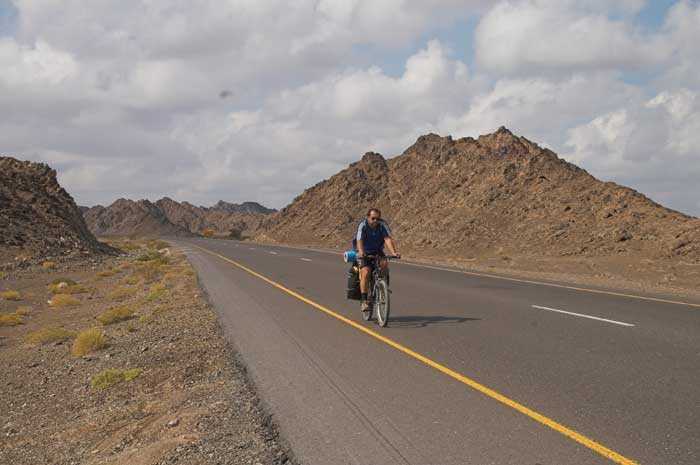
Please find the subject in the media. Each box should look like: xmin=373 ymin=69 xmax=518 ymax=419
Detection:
xmin=82 ymin=197 xmax=275 ymax=238
xmin=4 ymin=127 xmax=699 ymax=267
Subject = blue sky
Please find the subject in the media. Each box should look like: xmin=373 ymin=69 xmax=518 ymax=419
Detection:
xmin=0 ymin=2 xmax=18 ymax=36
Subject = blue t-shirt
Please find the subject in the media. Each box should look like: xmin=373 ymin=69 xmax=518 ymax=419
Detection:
xmin=353 ymin=218 xmax=392 ymax=254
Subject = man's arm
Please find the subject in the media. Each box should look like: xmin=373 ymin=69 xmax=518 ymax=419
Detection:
xmin=384 ymin=237 xmax=398 ymax=256
xmin=356 ymin=222 xmax=365 ymax=257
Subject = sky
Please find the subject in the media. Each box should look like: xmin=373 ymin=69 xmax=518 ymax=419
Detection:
xmin=1 ymin=0 xmax=699 ymax=216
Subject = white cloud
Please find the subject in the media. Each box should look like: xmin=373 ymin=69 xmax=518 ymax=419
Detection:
xmin=475 ymin=0 xmax=667 ymax=74
xmin=658 ymin=0 xmax=700 ymax=90
xmin=1 ymin=0 xmax=699 ymax=217
xmin=564 ymin=88 xmax=700 ymax=213
xmin=167 ymin=39 xmax=481 ymax=206
xmin=0 ymin=38 xmax=77 ymax=86
xmin=442 ymin=73 xmax=641 ymax=147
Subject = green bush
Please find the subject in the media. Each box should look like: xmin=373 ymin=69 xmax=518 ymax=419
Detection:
xmin=25 ymin=327 xmax=75 ymax=345
xmin=91 ymin=368 xmax=144 ymax=389
xmin=97 ymin=306 xmax=136 ymax=325
xmin=72 ymin=328 xmax=108 ymax=356
xmin=0 ymin=313 xmax=24 ymax=326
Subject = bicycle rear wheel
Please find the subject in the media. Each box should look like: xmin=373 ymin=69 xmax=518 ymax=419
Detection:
xmin=374 ymin=279 xmax=390 ymax=327
xmin=362 ymin=304 xmax=372 ymax=321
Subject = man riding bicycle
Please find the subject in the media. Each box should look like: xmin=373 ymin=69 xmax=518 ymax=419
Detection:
xmin=355 ymin=208 xmax=400 ymax=312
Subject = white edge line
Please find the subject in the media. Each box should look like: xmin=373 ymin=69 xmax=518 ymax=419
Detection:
xmin=300 ymin=258 xmax=312 ymax=262
xmin=531 ymin=305 xmax=635 ymax=327
xmin=269 ymin=251 xmax=278 ymax=255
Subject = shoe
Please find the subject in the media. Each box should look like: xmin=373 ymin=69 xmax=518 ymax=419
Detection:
xmin=360 ymin=300 xmax=370 ymax=312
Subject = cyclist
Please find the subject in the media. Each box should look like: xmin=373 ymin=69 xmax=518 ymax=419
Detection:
xmin=355 ymin=208 xmax=400 ymax=312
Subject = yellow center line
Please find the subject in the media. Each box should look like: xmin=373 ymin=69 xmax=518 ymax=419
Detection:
xmin=189 ymin=242 xmax=642 ymax=465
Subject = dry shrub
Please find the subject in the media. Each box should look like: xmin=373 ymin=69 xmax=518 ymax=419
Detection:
xmin=42 ymin=261 xmax=56 ymax=269
xmin=139 ymin=263 xmax=162 ymax=283
xmin=49 ymin=294 xmax=80 ymax=307
xmin=184 ymin=269 xmax=195 ymax=276
xmin=136 ymin=251 xmax=163 ymax=262
xmin=152 ymin=305 xmax=169 ymax=315
xmin=141 ymin=289 xmax=167 ymax=304
xmin=1 ymin=290 xmax=21 ymax=301
xmin=0 ymin=271 xmax=7 ymax=280
xmin=97 ymin=305 xmax=136 ymax=325
xmin=0 ymin=313 xmax=24 ymax=326
xmin=148 ymin=240 xmax=171 ymax=250
xmin=15 ymin=306 xmax=32 ymax=315
xmin=47 ymin=283 xmax=61 ymax=293
xmin=202 ymin=229 xmax=215 ymax=237
xmin=63 ymin=284 xmax=88 ymax=294
xmin=25 ymin=327 xmax=75 ymax=345
xmin=163 ymin=272 xmax=179 ymax=283
xmin=122 ymin=274 xmax=141 ymax=285
xmin=91 ymin=368 xmax=143 ymax=389
xmin=149 ymin=283 xmax=167 ymax=293
xmin=50 ymin=278 xmax=77 ymax=286
xmin=109 ymin=287 xmax=137 ymax=301
xmin=96 ymin=270 xmax=116 ymax=278
xmin=118 ymin=241 xmax=142 ymax=251
xmin=72 ymin=328 xmax=108 ymax=356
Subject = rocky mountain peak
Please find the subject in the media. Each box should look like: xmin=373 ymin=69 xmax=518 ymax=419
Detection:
xmin=256 ymin=127 xmax=700 ymax=261
xmin=361 ymin=151 xmax=386 ymax=164
xmin=1 ymin=156 xmax=116 ymax=263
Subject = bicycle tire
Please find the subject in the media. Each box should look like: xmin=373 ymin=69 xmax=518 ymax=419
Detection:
xmin=374 ymin=279 xmax=390 ymax=327
xmin=362 ymin=274 xmax=374 ymax=321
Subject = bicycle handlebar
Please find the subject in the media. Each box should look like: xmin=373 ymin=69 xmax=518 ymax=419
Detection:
xmin=362 ymin=254 xmax=400 ymax=260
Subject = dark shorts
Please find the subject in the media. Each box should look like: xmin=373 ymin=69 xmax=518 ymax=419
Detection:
xmin=357 ymin=251 xmax=386 ymax=269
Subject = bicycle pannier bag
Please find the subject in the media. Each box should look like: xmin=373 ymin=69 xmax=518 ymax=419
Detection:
xmin=346 ymin=265 xmax=361 ymax=300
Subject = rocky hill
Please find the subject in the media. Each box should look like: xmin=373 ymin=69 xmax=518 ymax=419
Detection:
xmin=211 ymin=200 xmax=275 ymax=215
xmin=155 ymin=198 xmax=273 ymax=235
xmin=84 ymin=199 xmax=194 ymax=237
xmin=257 ymin=127 xmax=700 ymax=261
xmin=0 ymin=156 xmax=116 ymax=264
xmin=83 ymin=198 xmax=275 ymax=238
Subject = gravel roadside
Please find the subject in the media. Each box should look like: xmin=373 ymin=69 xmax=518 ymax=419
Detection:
xmin=0 ymin=239 xmax=298 ymax=465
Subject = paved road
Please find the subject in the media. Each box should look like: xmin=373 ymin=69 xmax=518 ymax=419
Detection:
xmin=177 ymin=238 xmax=700 ymax=465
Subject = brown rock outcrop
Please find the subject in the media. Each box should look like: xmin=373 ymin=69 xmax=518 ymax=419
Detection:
xmin=258 ymin=127 xmax=700 ymax=261
xmin=0 ymin=156 xmax=116 ymax=263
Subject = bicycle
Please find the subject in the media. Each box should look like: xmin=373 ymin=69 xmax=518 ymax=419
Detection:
xmin=361 ymin=254 xmax=399 ymax=327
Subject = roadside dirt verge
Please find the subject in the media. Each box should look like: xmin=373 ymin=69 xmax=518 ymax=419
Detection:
xmin=0 ymin=239 xmax=296 ymax=465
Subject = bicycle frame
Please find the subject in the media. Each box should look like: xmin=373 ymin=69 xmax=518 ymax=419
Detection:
xmin=360 ymin=254 xmax=397 ymax=326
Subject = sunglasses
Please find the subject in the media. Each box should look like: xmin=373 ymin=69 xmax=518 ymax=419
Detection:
xmin=368 ymin=216 xmax=380 ymax=221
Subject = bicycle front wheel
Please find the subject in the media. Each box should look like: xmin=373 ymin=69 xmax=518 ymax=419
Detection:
xmin=374 ymin=279 xmax=390 ymax=327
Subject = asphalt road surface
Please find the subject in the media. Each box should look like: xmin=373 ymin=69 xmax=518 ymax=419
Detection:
xmin=176 ymin=238 xmax=700 ymax=465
